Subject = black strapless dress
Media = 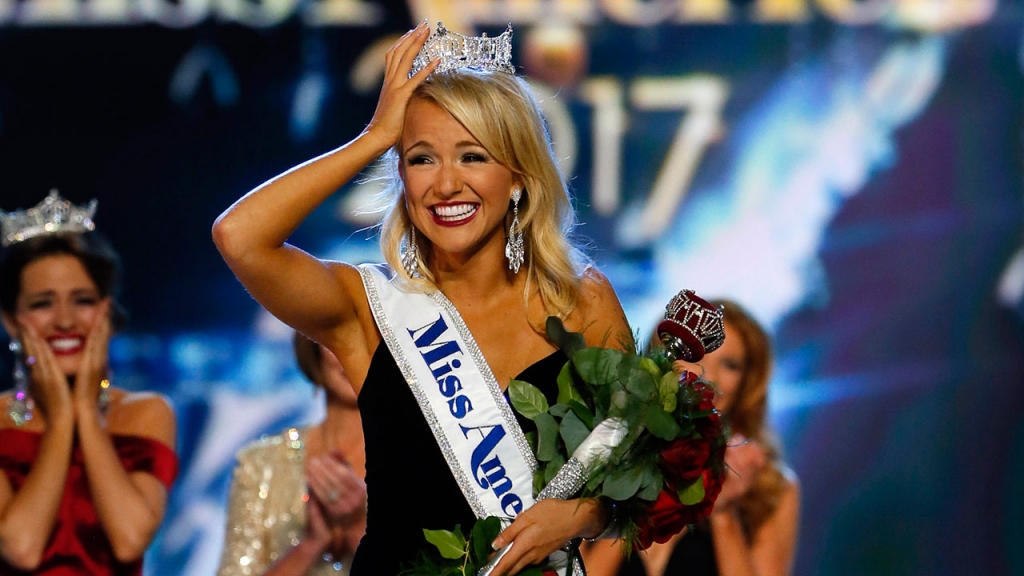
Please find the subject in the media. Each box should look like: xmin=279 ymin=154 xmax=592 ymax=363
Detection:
xmin=351 ymin=342 xmax=566 ymax=575
xmin=618 ymin=523 xmax=719 ymax=576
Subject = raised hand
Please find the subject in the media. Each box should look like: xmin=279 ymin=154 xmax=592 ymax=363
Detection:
xmin=364 ymin=21 xmax=439 ymax=148
xmin=73 ymin=300 xmax=112 ymax=417
xmin=304 ymin=491 xmax=333 ymax=552
xmin=714 ymin=434 xmax=767 ymax=510
xmin=16 ymin=322 xmax=73 ymax=423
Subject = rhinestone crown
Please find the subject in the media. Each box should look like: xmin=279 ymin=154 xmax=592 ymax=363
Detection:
xmin=657 ymin=290 xmax=726 ymax=363
xmin=1 ymin=190 xmax=97 ymax=247
xmin=410 ymin=22 xmax=515 ymax=77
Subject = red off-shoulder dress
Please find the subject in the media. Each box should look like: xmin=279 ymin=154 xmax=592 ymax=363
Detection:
xmin=0 ymin=428 xmax=178 ymax=576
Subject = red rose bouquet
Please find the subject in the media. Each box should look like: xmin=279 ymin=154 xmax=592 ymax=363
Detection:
xmin=507 ymin=317 xmax=727 ymax=553
xmin=407 ymin=291 xmax=728 ymax=573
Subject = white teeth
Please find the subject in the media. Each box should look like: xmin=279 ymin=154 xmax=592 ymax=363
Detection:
xmin=50 ymin=337 xmax=82 ymax=351
xmin=433 ymin=204 xmax=478 ymax=221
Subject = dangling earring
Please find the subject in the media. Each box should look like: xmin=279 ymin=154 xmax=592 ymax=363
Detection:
xmin=401 ymin=227 xmax=420 ymax=278
xmin=8 ymin=340 xmax=33 ymax=427
xmin=505 ymin=188 xmax=525 ymax=274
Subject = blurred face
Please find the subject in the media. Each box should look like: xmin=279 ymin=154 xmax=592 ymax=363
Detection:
xmin=7 ymin=254 xmax=108 ymax=376
xmin=672 ymin=321 xmax=746 ymax=413
xmin=399 ymin=98 xmax=519 ymax=265
xmin=701 ymin=322 xmax=746 ymax=413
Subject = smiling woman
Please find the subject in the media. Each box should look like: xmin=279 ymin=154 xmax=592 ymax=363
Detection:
xmin=212 ymin=21 xmax=633 ymax=576
xmin=0 ymin=193 xmax=179 ymax=576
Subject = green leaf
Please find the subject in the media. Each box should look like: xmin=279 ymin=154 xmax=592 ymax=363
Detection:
xmin=519 ymin=568 xmax=547 ymax=576
xmin=546 ymin=316 xmax=587 ymax=355
xmin=639 ymin=356 xmax=663 ymax=384
xmin=567 ymin=399 xmax=595 ymax=429
xmin=678 ymin=476 xmax=706 ymax=505
xmin=624 ymin=365 xmax=657 ymax=402
xmin=508 ymin=379 xmax=549 ymax=420
xmin=469 ymin=517 xmax=503 ymax=567
xmin=544 ymin=451 xmax=566 ymax=484
xmin=586 ymin=466 xmax=609 ymax=493
xmin=556 ymin=363 xmax=584 ymax=404
xmin=602 ymin=465 xmax=645 ymax=501
xmin=559 ymin=410 xmax=591 ymax=457
xmin=423 ymin=528 xmax=466 ymax=560
xmin=658 ymin=371 xmax=679 ymax=413
xmin=642 ymin=405 xmax=680 ymax=441
xmin=535 ymin=412 xmax=559 ymax=462
xmin=525 ymin=431 xmax=537 ymax=452
xmin=573 ymin=348 xmax=624 ymax=386
xmin=549 ymin=403 xmax=571 ymax=418
xmin=638 ymin=465 xmax=663 ymax=501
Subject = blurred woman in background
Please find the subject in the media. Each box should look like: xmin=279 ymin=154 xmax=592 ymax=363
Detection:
xmin=217 ymin=332 xmax=366 ymax=576
xmin=0 ymin=191 xmax=179 ymax=575
xmin=583 ymin=299 xmax=800 ymax=576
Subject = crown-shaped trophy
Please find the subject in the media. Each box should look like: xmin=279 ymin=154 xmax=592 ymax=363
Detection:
xmin=657 ymin=290 xmax=726 ymax=363
xmin=410 ymin=22 xmax=515 ymax=77
xmin=1 ymin=190 xmax=98 ymax=247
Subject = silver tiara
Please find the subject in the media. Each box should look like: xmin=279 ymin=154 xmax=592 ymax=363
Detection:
xmin=1 ymin=190 xmax=97 ymax=247
xmin=409 ymin=22 xmax=515 ymax=77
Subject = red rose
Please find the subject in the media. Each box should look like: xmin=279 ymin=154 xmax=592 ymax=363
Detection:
xmin=636 ymin=457 xmax=728 ymax=550
xmin=635 ymin=489 xmax=690 ymax=550
xmin=659 ymin=438 xmax=710 ymax=488
xmin=696 ymin=411 xmax=723 ymax=443
xmin=690 ymin=379 xmax=717 ymax=412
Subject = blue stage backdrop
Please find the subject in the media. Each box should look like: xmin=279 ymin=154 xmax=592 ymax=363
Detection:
xmin=1 ymin=1 xmax=1023 ymax=574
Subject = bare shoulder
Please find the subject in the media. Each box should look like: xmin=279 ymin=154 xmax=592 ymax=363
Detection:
xmin=109 ymin=390 xmax=177 ymax=449
xmin=575 ymin=266 xmax=633 ymax=350
xmin=780 ymin=464 xmax=801 ymax=501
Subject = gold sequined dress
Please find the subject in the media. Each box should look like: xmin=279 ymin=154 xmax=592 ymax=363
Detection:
xmin=217 ymin=427 xmax=351 ymax=576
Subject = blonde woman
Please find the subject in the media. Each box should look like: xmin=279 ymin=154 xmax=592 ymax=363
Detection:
xmin=213 ymin=22 xmax=631 ymax=575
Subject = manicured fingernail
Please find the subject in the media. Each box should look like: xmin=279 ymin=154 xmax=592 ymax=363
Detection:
xmin=491 ymin=539 xmax=500 ymax=550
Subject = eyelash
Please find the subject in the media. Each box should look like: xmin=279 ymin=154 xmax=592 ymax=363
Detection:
xmin=406 ymin=153 xmax=488 ymax=165
xmin=25 ymin=297 xmax=99 ymax=310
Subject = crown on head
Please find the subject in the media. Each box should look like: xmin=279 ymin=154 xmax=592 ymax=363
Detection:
xmin=1 ymin=190 xmax=98 ymax=247
xmin=410 ymin=22 xmax=515 ymax=77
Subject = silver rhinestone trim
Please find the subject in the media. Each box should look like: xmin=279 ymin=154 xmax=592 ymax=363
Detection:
xmin=537 ymin=457 xmax=586 ymax=501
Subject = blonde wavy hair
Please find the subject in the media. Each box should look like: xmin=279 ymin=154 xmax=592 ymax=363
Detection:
xmin=375 ymin=69 xmax=588 ymax=319
xmin=713 ymin=299 xmax=791 ymax=541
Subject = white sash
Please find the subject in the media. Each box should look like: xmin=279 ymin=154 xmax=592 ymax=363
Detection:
xmin=358 ymin=264 xmax=537 ymax=520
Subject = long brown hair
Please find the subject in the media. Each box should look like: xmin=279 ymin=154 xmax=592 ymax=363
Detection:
xmin=713 ymin=299 xmax=789 ymax=540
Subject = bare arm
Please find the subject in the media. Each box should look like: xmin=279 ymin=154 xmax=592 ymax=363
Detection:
xmin=0 ymin=419 xmax=74 ymax=570
xmin=0 ymin=323 xmax=76 ymax=570
xmin=211 ymin=23 xmax=438 ymax=350
xmin=77 ymin=394 xmax=177 ymax=563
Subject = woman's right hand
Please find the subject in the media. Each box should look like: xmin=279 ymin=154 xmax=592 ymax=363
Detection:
xmin=363 ymin=21 xmax=439 ymax=148
xmin=16 ymin=323 xmax=73 ymax=423
xmin=306 ymin=452 xmax=367 ymax=527
xmin=714 ymin=434 xmax=767 ymax=510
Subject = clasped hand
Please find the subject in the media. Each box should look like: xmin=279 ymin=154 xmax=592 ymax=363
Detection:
xmin=304 ymin=451 xmax=367 ymax=557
